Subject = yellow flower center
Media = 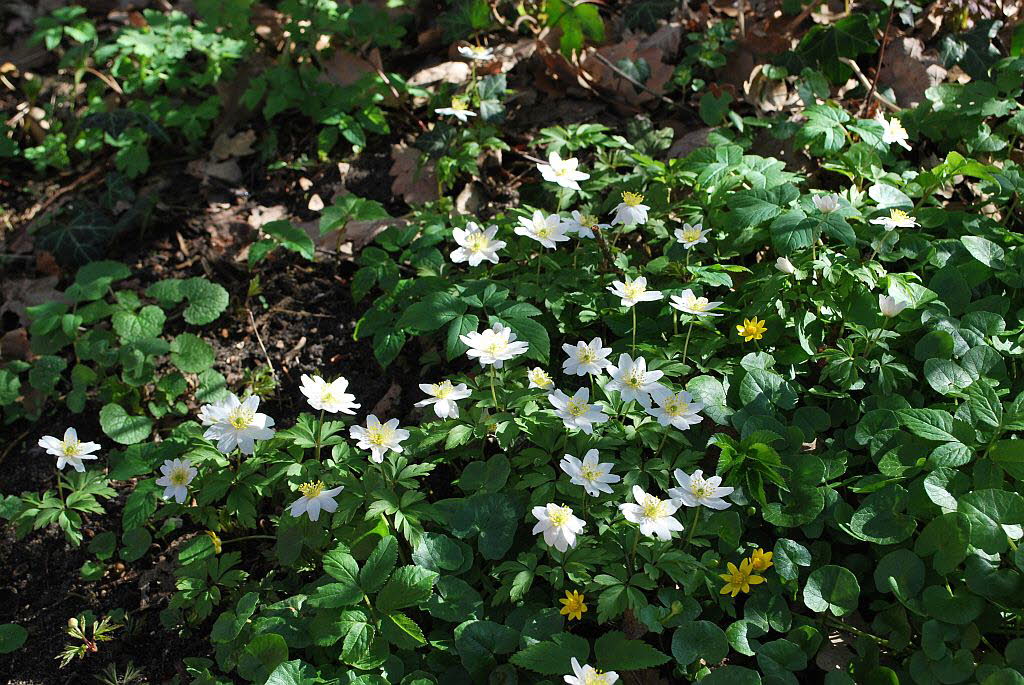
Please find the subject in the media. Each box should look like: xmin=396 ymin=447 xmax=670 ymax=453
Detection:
xmin=61 ymin=440 xmax=81 ymax=457
xmin=578 ymin=214 xmax=598 ymax=226
xmin=432 ymin=381 xmax=453 ymax=399
xmin=584 ymin=673 xmax=609 ymax=685
xmin=534 ymin=223 xmax=551 ymax=238
xmin=623 ymin=282 xmax=645 ymax=300
xmin=228 ymin=407 xmax=255 ymax=430
xmin=621 ymin=191 xmax=644 ymax=207
xmin=548 ymin=506 xmax=570 ymax=526
xmin=690 ymin=297 xmax=710 ymax=311
xmin=450 ymin=99 xmax=468 ymax=111
xmin=681 ymin=228 xmax=701 ymax=243
xmin=320 ymin=390 xmax=336 ymax=404
xmin=625 ymin=370 xmax=645 ymax=389
xmin=580 ymin=464 xmax=603 ymax=481
xmin=367 ymin=426 xmax=394 ymax=447
xmin=690 ymin=479 xmax=715 ymax=498
xmin=530 ymin=370 xmax=552 ymax=387
xmin=566 ymin=399 xmax=588 ymax=417
xmin=641 ymin=496 xmax=666 ymax=519
xmin=485 ymin=339 xmax=507 ymax=357
xmin=169 ymin=467 xmax=191 ymax=487
xmin=466 ymin=232 xmax=490 ymax=253
xmin=578 ymin=348 xmax=596 ymax=364
xmin=664 ymin=399 xmax=688 ymax=417
xmin=890 ymin=209 xmax=909 ymax=221
xmin=299 ymin=481 xmax=324 ymax=498
xmin=471 ymin=45 xmax=488 ymax=55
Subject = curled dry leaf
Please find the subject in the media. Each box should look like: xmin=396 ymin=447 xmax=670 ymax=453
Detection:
xmin=390 ymin=142 xmax=438 ymax=205
xmin=408 ymin=60 xmax=470 ymax=87
xmin=580 ymin=39 xmax=674 ymax=106
xmin=0 ymin=275 xmax=62 ymax=326
xmin=877 ymin=37 xmax=948 ymax=108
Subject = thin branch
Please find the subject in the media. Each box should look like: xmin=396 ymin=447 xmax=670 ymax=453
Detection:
xmin=859 ymin=2 xmax=896 ymax=117
xmin=838 ymin=58 xmax=900 ymax=112
xmin=587 ymin=51 xmax=695 ymax=114
xmin=247 ymin=308 xmax=279 ymax=381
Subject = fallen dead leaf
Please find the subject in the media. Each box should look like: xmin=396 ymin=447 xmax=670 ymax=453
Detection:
xmin=0 ymin=275 xmax=62 ymax=326
xmin=580 ymin=40 xmax=674 ymax=106
xmin=455 ymin=182 xmax=485 ymax=215
xmin=320 ymin=48 xmax=378 ymax=88
xmin=371 ymin=382 xmax=402 ymax=417
xmin=248 ymin=204 xmax=288 ymax=228
xmin=668 ymin=127 xmax=713 ymax=159
xmin=0 ymin=328 xmax=31 ymax=362
xmin=390 ymin=143 xmax=438 ymax=205
xmin=408 ymin=61 xmax=470 ymax=86
xmin=211 ymin=130 xmax=256 ymax=161
xmin=186 ymin=159 xmax=242 ymax=185
xmin=877 ymin=37 xmax=947 ymax=108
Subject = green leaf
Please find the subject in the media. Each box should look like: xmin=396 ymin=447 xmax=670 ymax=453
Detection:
xmin=397 ymin=292 xmax=466 ymax=332
xmin=307 ymin=582 xmax=363 ymax=609
xmin=797 ymin=14 xmax=877 ymax=84
xmin=731 ymin=185 xmax=799 ymax=228
xmin=111 ymin=305 xmax=165 ymax=342
xmin=170 ymin=333 xmax=215 ymax=373
xmin=897 ymin=408 xmax=957 ymax=442
xmin=360 ymin=535 xmax=398 ymax=594
xmin=961 ymin=235 xmax=1006 ymax=268
xmin=454 ymin=620 xmax=519 ymax=677
xmin=320 ymin=195 xmax=390 ymax=235
xmin=702 ymin=665 xmax=762 ymax=685
xmin=120 ymin=526 xmax=152 ymax=562
xmin=376 ymin=566 xmax=439 ymax=613
xmin=0 ymin=624 xmax=28 ymax=653
xmin=957 ymin=489 xmax=1024 ymax=554
xmin=915 ymin=512 xmax=971 ymax=574
xmin=180 ymin=278 xmax=230 ymax=325
xmin=772 ymin=539 xmax=811 ymax=581
xmin=238 ymin=633 xmax=288 ymax=682
xmin=380 ymin=611 xmax=426 ymax=648
xmin=595 ymin=631 xmax=670 ymax=671
xmin=510 ymin=632 xmax=590 ymax=675
xmin=672 ymin=621 xmax=729 ymax=666
xmin=211 ymin=592 xmax=260 ymax=643
xmin=263 ymin=220 xmax=315 ymax=261
xmin=99 ymin=403 xmax=153 ymax=445
xmin=802 ymin=565 xmax=860 ymax=616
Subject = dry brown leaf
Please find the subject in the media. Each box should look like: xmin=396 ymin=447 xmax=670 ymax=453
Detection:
xmin=877 ymin=37 xmax=947 ymax=107
xmin=248 ymin=205 xmax=288 ymax=229
xmin=211 ymin=130 xmax=256 ymax=160
xmin=580 ymin=40 xmax=674 ymax=106
xmin=0 ymin=275 xmax=62 ymax=326
xmin=319 ymin=49 xmax=377 ymax=88
xmin=408 ymin=61 xmax=470 ymax=86
xmin=455 ymin=182 xmax=485 ymax=215
xmin=186 ymin=158 xmax=242 ymax=184
xmin=668 ymin=127 xmax=713 ymax=159
xmin=390 ymin=143 xmax=438 ymax=205
xmin=371 ymin=382 xmax=402 ymax=417
xmin=0 ymin=328 xmax=31 ymax=362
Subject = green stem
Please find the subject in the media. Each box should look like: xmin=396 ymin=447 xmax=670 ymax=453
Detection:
xmin=654 ymin=431 xmax=669 ymax=458
xmin=55 ymin=466 xmax=65 ymax=507
xmin=681 ymin=320 xmax=695 ymax=368
xmin=220 ymin=534 xmax=276 ymax=546
xmin=683 ymin=507 xmax=702 ymax=550
xmin=628 ymin=527 xmax=641 ymax=574
xmin=862 ymin=319 xmax=888 ymax=359
xmin=673 ymin=309 xmax=678 ymax=336
xmin=314 ymin=408 xmax=325 ymax=462
xmin=489 ymin=365 xmax=499 ymax=410
xmin=631 ymin=306 xmax=637 ymax=353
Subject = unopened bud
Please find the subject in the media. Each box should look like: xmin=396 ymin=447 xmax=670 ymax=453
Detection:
xmin=67 ymin=617 xmax=79 ymax=629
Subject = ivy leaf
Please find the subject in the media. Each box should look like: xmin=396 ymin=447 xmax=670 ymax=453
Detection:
xmin=545 ymin=0 xmax=604 ymax=56
xmin=797 ymin=14 xmax=878 ymax=84
xmin=939 ymin=19 xmax=1003 ymax=79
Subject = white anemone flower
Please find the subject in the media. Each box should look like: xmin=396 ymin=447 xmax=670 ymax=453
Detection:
xmin=299 ymin=374 xmax=360 ymax=414
xmin=288 ymin=481 xmax=344 ymax=522
xmin=436 ymin=99 xmax=477 ymax=122
xmin=531 ymin=503 xmax=585 ymax=552
xmin=38 ymin=427 xmax=100 ymax=472
xmin=646 ymin=389 xmax=704 ymax=431
xmin=668 ymin=469 xmax=733 ymax=510
xmin=775 ymin=257 xmax=796 ymax=275
xmin=350 ymin=415 xmax=410 ymax=463
xmin=458 ymin=44 xmax=494 ymax=61
xmin=415 ymin=380 xmax=472 ymax=419
xmin=528 ymin=367 xmax=554 ymax=389
xmin=619 ymin=485 xmax=684 ymax=541
xmin=548 ymin=387 xmax=609 ymax=434
xmin=674 ymin=222 xmax=709 ymax=248
xmin=607 ymin=354 xmax=664 ymax=408
xmin=515 ymin=210 xmax=570 ymax=248
xmin=203 ymin=394 xmax=276 ymax=455
xmin=607 ymin=276 xmax=662 ymax=308
xmin=460 ymin=322 xmax=529 ymax=368
xmin=561 ymin=337 xmax=612 ymax=376
xmin=536 ymin=151 xmax=590 ymax=191
xmin=879 ymin=294 xmax=909 ymax=318
xmin=870 ymin=208 xmax=918 ymax=231
xmin=451 ymin=222 xmax=506 ymax=266
xmin=610 ymin=191 xmax=650 ymax=226
xmin=560 ymin=449 xmax=620 ymax=497
xmin=812 ymin=193 xmax=840 ymax=214
xmin=155 ymin=458 xmax=198 ymax=504
xmin=669 ymin=289 xmax=723 ymax=317
xmin=560 ymin=210 xmax=609 ymax=239
xmin=878 ymin=114 xmax=911 ymax=151
xmin=565 ymin=658 xmax=618 ymax=685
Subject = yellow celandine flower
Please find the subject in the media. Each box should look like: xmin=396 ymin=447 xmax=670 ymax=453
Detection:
xmin=750 ymin=548 xmax=774 ymax=572
xmin=736 ymin=317 xmax=767 ymax=342
xmin=559 ymin=590 xmax=588 ymax=621
xmin=719 ymin=558 xmax=765 ymax=597
xmin=206 ymin=530 xmax=223 ymax=555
